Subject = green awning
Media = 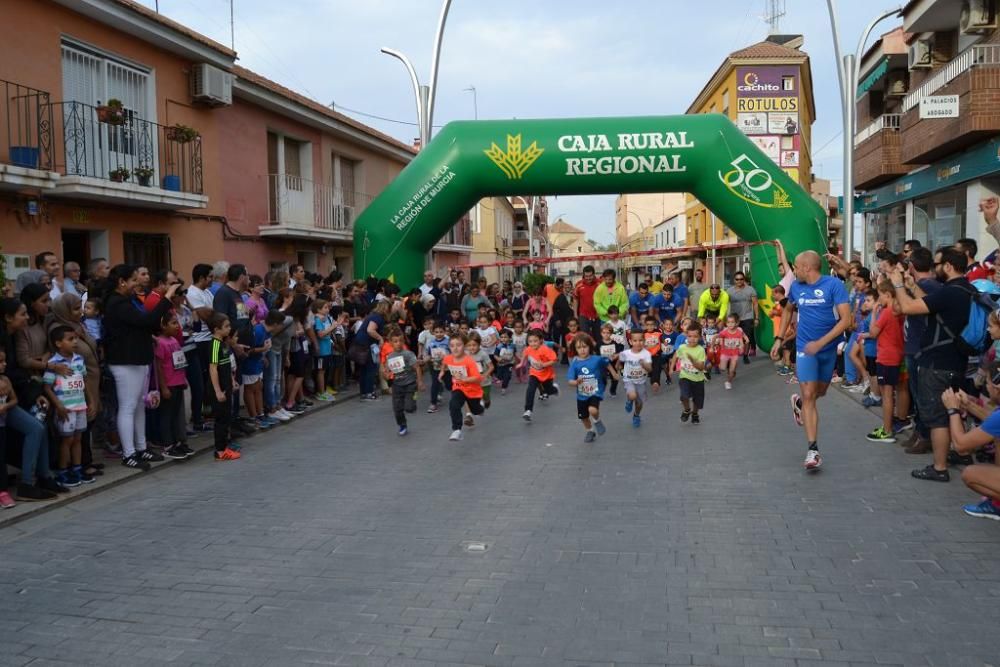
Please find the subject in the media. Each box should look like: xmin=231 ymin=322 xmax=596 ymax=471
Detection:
xmin=857 ymin=57 xmax=889 ymax=97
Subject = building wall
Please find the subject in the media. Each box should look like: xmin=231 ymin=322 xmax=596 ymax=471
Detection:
xmin=470 ymin=197 xmax=515 ymax=284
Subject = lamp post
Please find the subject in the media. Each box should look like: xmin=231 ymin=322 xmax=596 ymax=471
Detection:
xmin=380 ymin=0 xmax=453 ymax=151
xmin=624 ymin=209 xmax=650 ymax=287
xmin=826 ymin=1 xmax=903 ymax=262
xmin=463 ymin=85 xmax=478 ymax=120
xmin=512 ymin=195 xmax=537 ymax=275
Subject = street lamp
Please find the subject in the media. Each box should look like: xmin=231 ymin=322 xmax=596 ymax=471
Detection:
xmin=463 ymin=85 xmax=478 ymax=120
xmin=623 ymin=208 xmax=651 ymax=286
xmin=826 ymin=1 xmax=903 ymax=261
xmin=512 ymin=195 xmax=537 ymax=274
xmin=380 ymin=0 xmax=453 ymax=150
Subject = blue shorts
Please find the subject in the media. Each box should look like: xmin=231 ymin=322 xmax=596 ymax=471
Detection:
xmin=796 ymin=347 xmax=837 ymax=384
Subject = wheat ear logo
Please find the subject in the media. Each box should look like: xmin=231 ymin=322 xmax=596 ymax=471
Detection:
xmin=484 ymin=134 xmax=544 ymax=179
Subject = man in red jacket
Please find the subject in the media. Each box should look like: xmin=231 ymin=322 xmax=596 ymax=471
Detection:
xmin=574 ymin=265 xmax=601 ymax=340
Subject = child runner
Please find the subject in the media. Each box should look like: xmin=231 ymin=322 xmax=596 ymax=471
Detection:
xmin=864 ymin=281 xmax=906 ymax=443
xmin=512 ymin=320 xmax=528 ymax=384
xmin=495 ymin=329 xmax=516 ymax=395
xmin=153 ymin=313 xmax=194 ymax=460
xmin=383 ymin=330 xmax=424 ymax=436
xmin=618 ymin=330 xmax=653 ymax=428
xmin=562 ymin=318 xmax=581 ymax=364
xmin=702 ymin=315 xmax=720 ymax=378
xmin=675 ymin=321 xmax=708 ymax=423
xmin=642 ymin=315 xmax=664 ymax=391
xmin=43 ymin=326 xmax=93 ymax=487
xmin=607 ymin=305 xmax=628 ymax=346
xmin=440 ymin=334 xmax=483 ymax=441
xmin=659 ymin=319 xmax=679 ymax=386
xmin=466 ymin=333 xmax=494 ymax=422
xmin=520 ymin=331 xmax=559 ymax=422
xmin=717 ymin=313 xmax=750 ymax=390
xmin=598 ymin=323 xmax=624 ymax=397
xmin=208 ymin=314 xmax=240 ymax=461
xmin=567 ymin=333 xmax=621 ymax=442
xmin=527 ymin=308 xmax=547 ymax=335
xmin=425 ymin=323 xmax=450 ymax=413
xmin=474 ymin=314 xmax=500 ymax=362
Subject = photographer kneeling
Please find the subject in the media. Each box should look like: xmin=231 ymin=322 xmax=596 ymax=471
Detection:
xmin=942 ymin=363 xmax=1000 ymax=520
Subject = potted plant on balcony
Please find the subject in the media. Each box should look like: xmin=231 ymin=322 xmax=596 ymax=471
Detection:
xmin=96 ymin=98 xmax=126 ymax=125
xmin=109 ymin=166 xmax=130 ymax=183
xmin=166 ymin=123 xmax=199 ymax=143
xmin=134 ymin=165 xmax=155 ymax=187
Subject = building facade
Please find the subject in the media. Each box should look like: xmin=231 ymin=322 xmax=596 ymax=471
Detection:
xmin=469 ymin=196 xmax=515 ymax=285
xmin=615 ymin=193 xmax=686 ymax=285
xmin=854 ymin=1 xmax=1000 ymax=268
xmin=684 ymin=35 xmax=817 ymax=285
xmin=510 ymin=195 xmax=548 ymax=278
xmin=549 ymin=218 xmax=601 ymax=277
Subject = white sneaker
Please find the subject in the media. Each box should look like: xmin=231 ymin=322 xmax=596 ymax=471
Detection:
xmin=270 ymin=410 xmax=290 ymax=422
xmin=724 ymin=381 xmax=732 ymax=390
xmin=277 ymin=408 xmax=294 ymax=420
xmin=804 ymin=449 xmax=822 ymax=470
xmin=522 ymin=410 xmax=532 ymax=421
xmin=449 ymin=429 xmax=463 ymax=441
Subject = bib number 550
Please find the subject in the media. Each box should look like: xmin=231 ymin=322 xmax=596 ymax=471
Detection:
xmin=719 ymin=154 xmax=773 ymax=192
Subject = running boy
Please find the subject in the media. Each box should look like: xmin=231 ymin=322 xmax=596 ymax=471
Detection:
xmin=495 ymin=329 xmax=516 ymax=395
xmin=598 ymin=323 xmax=624 ymax=397
xmin=606 ymin=306 xmax=628 ymax=346
xmin=383 ymin=330 xmax=424 ymax=436
xmin=568 ymin=333 xmax=621 ymax=442
xmin=43 ymin=326 xmax=93 ymax=487
xmin=618 ymin=330 xmax=653 ymax=428
xmin=425 ymin=323 xmax=450 ymax=413
xmin=511 ymin=320 xmax=528 ymax=384
xmin=675 ymin=321 xmax=708 ymax=423
xmin=520 ymin=330 xmax=559 ymax=422
xmin=642 ymin=315 xmax=664 ymax=391
xmin=659 ymin=318 xmax=679 ymax=386
xmin=440 ymin=334 xmax=483 ymax=441
xmin=717 ymin=313 xmax=750 ymax=390
xmin=466 ymin=333 xmax=494 ymax=419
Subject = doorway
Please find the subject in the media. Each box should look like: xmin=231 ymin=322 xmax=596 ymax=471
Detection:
xmin=61 ymin=229 xmax=90 ymax=268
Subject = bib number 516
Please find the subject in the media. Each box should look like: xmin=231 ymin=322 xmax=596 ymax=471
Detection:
xmin=720 ymin=154 xmax=773 ymax=192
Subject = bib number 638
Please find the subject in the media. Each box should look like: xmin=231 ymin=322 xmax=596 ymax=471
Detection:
xmin=719 ymin=154 xmax=773 ymax=192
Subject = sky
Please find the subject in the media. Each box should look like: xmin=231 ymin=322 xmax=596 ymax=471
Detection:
xmin=138 ymin=0 xmax=887 ymax=246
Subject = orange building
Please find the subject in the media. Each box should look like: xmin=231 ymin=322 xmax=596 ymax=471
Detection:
xmin=0 ymin=0 xmax=470 ymax=285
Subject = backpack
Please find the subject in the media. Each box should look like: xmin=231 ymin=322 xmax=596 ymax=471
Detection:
xmin=922 ymin=283 xmax=998 ymax=357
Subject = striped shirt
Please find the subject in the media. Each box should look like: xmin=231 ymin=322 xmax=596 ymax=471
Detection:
xmin=210 ymin=337 xmax=232 ymax=367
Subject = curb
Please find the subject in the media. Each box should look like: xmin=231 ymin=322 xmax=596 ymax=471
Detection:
xmin=0 ymin=390 xmax=360 ymax=530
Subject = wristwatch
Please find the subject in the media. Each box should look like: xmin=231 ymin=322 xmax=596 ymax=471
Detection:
xmin=947 ymin=408 xmax=961 ymax=416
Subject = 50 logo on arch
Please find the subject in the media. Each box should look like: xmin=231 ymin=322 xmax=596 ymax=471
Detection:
xmin=718 ymin=154 xmax=791 ymax=209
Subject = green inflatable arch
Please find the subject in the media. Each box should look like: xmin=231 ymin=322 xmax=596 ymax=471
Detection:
xmin=354 ymin=113 xmax=827 ymax=345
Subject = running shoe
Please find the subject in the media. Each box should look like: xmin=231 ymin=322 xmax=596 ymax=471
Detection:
xmin=625 ymin=399 xmax=633 ymax=414
xmin=214 ymin=447 xmax=241 ymax=461
xmin=680 ymin=410 xmax=691 ymax=422
xmin=632 ymin=415 xmax=641 ymax=428
xmin=137 ymin=449 xmax=164 ymax=463
xmin=691 ymin=413 xmax=701 ymax=425
xmin=865 ymin=426 xmax=896 ymax=443
xmin=778 ymin=365 xmax=793 ymax=376
xmin=163 ymin=444 xmax=188 ymax=460
xmin=724 ymin=381 xmax=732 ymax=390
xmin=177 ymin=444 xmax=196 ymax=458
xmin=77 ymin=469 xmax=96 ymax=485
xmin=892 ymin=418 xmax=914 ymax=433
xmin=427 ymin=403 xmax=439 ymax=414
xmin=285 ymin=404 xmax=306 ymax=415
xmin=790 ymin=394 xmax=803 ymax=427
xmin=551 ymin=382 xmax=560 ymax=395
xmin=270 ymin=410 xmax=291 ymax=422
xmin=14 ymin=484 xmax=56 ymax=501
xmin=861 ymin=395 xmax=883 ymax=408
xmin=449 ymin=429 xmax=463 ymax=441
xmin=121 ymin=455 xmax=151 ymax=471
xmin=962 ymin=498 xmax=1000 ymax=520
xmin=830 ymin=374 xmax=843 ymax=383
xmin=584 ymin=431 xmax=596 ymax=443
xmin=398 ymin=426 xmax=408 ymax=437
xmin=464 ymin=414 xmax=474 ymax=427
xmin=0 ymin=491 xmax=15 ymax=509
xmin=804 ymin=449 xmax=822 ymax=470
xmin=522 ymin=410 xmax=532 ymax=422
xmin=300 ymin=399 xmax=315 ymax=407
xmin=594 ymin=420 xmax=606 ymax=436
xmin=501 ymin=388 xmax=507 ymax=396
xmin=911 ymin=464 xmax=949 ymax=482
xmin=228 ymin=441 xmax=242 ymax=452
xmin=948 ymin=450 xmax=974 ymax=466
xmin=254 ymin=416 xmax=274 ymax=429
xmin=57 ymin=470 xmax=81 ymax=488
xmin=848 ymin=380 xmax=869 ymax=393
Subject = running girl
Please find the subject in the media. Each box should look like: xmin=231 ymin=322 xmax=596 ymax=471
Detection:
xmin=618 ymin=331 xmax=653 ymax=428
xmin=568 ymin=333 xmax=620 ymax=442
xmin=439 ymin=334 xmax=483 ymax=442
xmin=717 ymin=313 xmax=749 ymax=390
xmin=519 ymin=331 xmax=559 ymax=422
xmin=512 ymin=320 xmax=528 ymax=383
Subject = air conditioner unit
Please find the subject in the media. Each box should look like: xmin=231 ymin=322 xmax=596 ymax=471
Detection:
xmin=190 ymin=63 xmax=233 ymax=106
xmin=2 ymin=253 xmax=31 ymax=280
xmin=908 ymin=39 xmax=933 ymax=70
xmin=886 ymin=71 xmax=909 ymax=96
xmin=961 ymin=0 xmax=997 ymax=33
xmin=332 ymin=204 xmax=355 ymax=230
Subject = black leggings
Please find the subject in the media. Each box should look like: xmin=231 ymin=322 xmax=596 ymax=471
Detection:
xmin=524 ymin=376 xmax=557 ymax=411
xmin=449 ymin=390 xmax=484 ymax=430
xmin=739 ymin=319 xmax=756 ymax=356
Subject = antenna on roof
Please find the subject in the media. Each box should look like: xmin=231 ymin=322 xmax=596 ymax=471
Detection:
xmin=763 ymin=0 xmax=785 ymax=34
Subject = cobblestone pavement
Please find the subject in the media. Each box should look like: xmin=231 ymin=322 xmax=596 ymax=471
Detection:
xmin=2 ymin=361 xmax=999 ymax=666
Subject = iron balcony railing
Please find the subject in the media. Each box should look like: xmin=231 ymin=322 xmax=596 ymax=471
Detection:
xmin=47 ymin=100 xmax=203 ymax=194
xmin=1 ymin=79 xmax=53 ymax=171
xmin=902 ymin=44 xmax=1000 ymax=112
xmin=853 ymin=113 xmax=901 ymax=147
xmin=266 ymin=173 xmax=373 ymax=232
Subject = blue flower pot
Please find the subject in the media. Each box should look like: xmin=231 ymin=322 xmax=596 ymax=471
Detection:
xmin=162 ymin=174 xmax=181 ymax=191
xmin=9 ymin=146 xmax=39 ymax=169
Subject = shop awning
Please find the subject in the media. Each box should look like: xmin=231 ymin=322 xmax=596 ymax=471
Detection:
xmin=857 ymin=57 xmax=889 ymax=97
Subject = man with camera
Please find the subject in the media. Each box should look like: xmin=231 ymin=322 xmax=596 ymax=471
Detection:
xmin=889 ymin=246 xmax=973 ymax=483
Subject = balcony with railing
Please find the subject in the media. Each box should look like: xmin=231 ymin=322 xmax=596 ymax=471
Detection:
xmin=0 ymin=79 xmax=57 ymax=190
xmin=853 ymin=113 xmax=908 ymax=189
xmin=900 ymin=44 xmax=1000 ymax=164
xmin=261 ymin=173 xmax=373 ymax=241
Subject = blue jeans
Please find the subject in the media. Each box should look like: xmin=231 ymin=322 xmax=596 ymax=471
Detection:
xmin=360 ymin=359 xmax=378 ymax=396
xmin=843 ymin=332 xmax=859 ymax=383
xmin=264 ymin=348 xmax=281 ymax=410
xmin=6 ymin=405 xmax=50 ymax=483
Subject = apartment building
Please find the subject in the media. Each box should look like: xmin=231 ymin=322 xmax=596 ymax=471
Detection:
xmin=469 ymin=196 xmax=515 ymax=284
xmin=510 ymin=195 xmax=548 ymax=278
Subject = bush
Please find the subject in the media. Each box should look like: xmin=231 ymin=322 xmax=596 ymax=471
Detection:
xmin=521 ymin=272 xmax=553 ymax=296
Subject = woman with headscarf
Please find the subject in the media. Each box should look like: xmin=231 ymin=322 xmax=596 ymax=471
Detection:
xmin=47 ymin=293 xmax=103 ymax=478
xmin=510 ymin=281 xmax=528 ymax=321
xmin=0 ymin=297 xmax=65 ymax=500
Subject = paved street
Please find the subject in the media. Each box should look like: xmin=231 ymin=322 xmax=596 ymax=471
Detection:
xmin=2 ymin=362 xmax=999 ymax=667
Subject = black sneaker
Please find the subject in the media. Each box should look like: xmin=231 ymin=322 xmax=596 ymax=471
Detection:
xmin=911 ymin=464 xmax=950 ymax=482
xmin=78 ymin=470 xmax=96 ymax=484
xmin=163 ymin=445 xmax=187 ymax=460
xmin=138 ymin=449 xmax=164 ymax=463
xmin=178 ymin=444 xmax=196 ymax=458
xmin=15 ymin=483 xmax=57 ymax=501
xmin=37 ymin=476 xmax=70 ymax=494
xmin=691 ymin=413 xmax=701 ymax=424
xmin=300 ymin=398 xmax=315 ymax=407
xmin=285 ymin=404 xmax=306 ymax=415
xmin=680 ymin=410 xmax=691 ymax=422
xmin=121 ymin=455 xmax=151 ymax=471
xmin=947 ymin=450 xmax=974 ymax=466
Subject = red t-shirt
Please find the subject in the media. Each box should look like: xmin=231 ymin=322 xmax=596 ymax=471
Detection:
xmin=523 ymin=345 xmax=557 ymax=381
xmin=875 ymin=308 xmax=904 ymax=366
xmin=574 ymin=279 xmax=599 ymax=320
xmin=717 ymin=327 xmax=745 ymax=356
xmin=443 ymin=354 xmax=483 ymax=398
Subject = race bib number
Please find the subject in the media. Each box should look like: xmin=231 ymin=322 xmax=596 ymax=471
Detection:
xmin=625 ymin=363 xmax=646 ymax=380
xmin=662 ymin=344 xmax=674 ymax=356
xmin=577 ymin=377 xmax=598 ymax=397
xmin=476 ymin=360 xmax=487 ymax=373
xmin=484 ymin=334 xmax=497 ymax=347
xmin=679 ymin=356 xmax=697 ymax=373
xmin=64 ymin=377 xmax=85 ymax=392
xmin=447 ymin=364 xmax=467 ymax=380
xmin=529 ymin=357 xmax=544 ymax=370
xmin=431 ymin=347 xmax=446 ymax=361
xmin=387 ymin=356 xmax=406 ymax=374
xmin=172 ymin=349 xmax=188 ymax=370
xmin=600 ymin=344 xmax=616 ymax=358
xmin=499 ymin=348 xmax=514 ymax=362
xmin=644 ymin=338 xmax=659 ymax=351
xmin=724 ymin=337 xmax=741 ymax=350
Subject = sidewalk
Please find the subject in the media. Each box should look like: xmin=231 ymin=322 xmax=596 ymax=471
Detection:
xmin=0 ymin=389 xmax=358 ymax=529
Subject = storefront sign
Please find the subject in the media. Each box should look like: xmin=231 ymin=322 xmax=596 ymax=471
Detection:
xmin=737 ymin=97 xmax=798 ymax=113
xmin=677 ymin=260 xmax=693 ymax=269
xmin=749 ymin=136 xmax=780 ymax=162
xmin=736 ymin=67 xmax=798 ymax=97
xmin=919 ymin=95 xmax=959 ymax=119
xmin=769 ymin=112 xmax=798 ymax=135
xmin=736 ymin=112 xmax=767 ymax=135
xmin=781 ymin=150 xmax=799 ymax=167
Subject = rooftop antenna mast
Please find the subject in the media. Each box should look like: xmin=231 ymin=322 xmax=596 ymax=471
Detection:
xmin=763 ymin=0 xmax=786 ymax=34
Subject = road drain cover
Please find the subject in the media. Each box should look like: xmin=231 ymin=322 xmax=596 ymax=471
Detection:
xmin=464 ymin=541 xmax=489 ymax=552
